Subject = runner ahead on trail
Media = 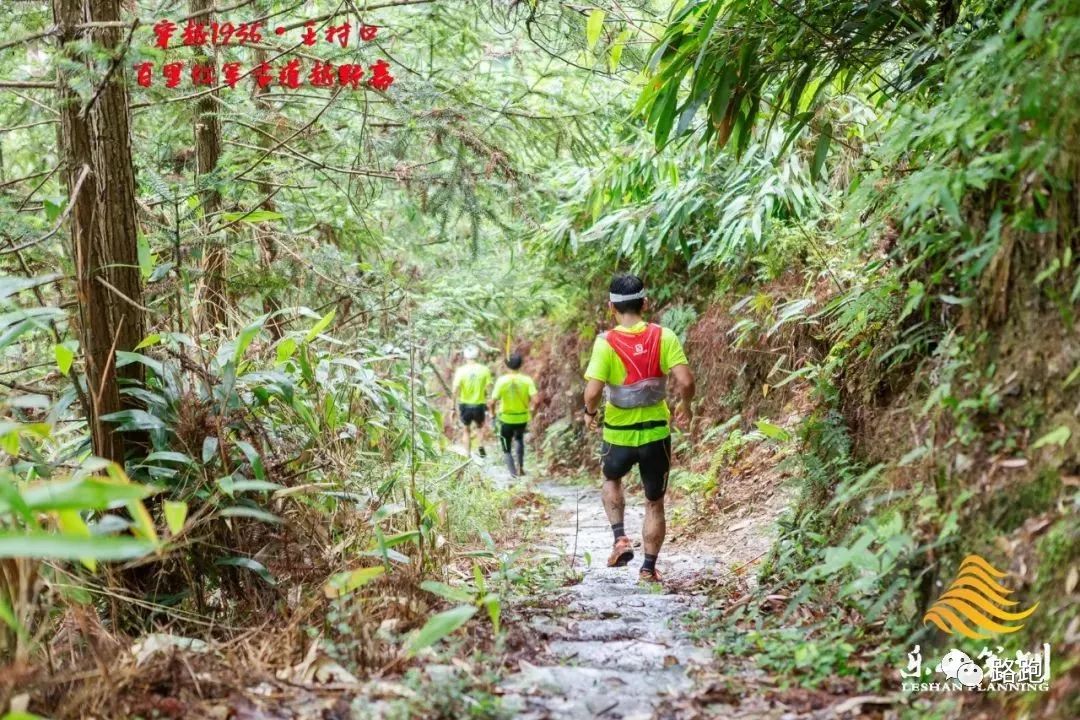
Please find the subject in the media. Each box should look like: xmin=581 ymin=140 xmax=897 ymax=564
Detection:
xmin=452 ymin=347 xmax=493 ymax=457
xmin=489 ymin=353 xmax=539 ymax=478
xmin=582 ymin=274 xmax=695 ymax=583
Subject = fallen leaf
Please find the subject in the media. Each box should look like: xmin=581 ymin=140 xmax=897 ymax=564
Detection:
xmin=1067 ymin=566 xmax=1079 ymax=595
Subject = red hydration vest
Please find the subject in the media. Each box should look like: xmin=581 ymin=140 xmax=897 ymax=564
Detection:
xmin=604 ymin=323 xmax=663 ymax=383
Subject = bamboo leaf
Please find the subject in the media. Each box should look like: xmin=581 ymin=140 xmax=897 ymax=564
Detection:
xmin=420 ymin=580 xmax=475 ymax=604
xmin=325 ymin=565 xmax=386 ymax=598
xmin=215 ymin=556 xmax=278 ymax=585
xmin=164 ymin=500 xmax=188 ymax=535
xmin=1032 ymin=426 xmax=1070 ymax=450
xmin=54 ymin=343 xmax=74 ymax=376
xmin=304 ymin=310 xmax=335 ymax=343
xmin=811 ymin=122 xmax=832 ymax=182
xmin=0 ymin=532 xmax=155 ymax=561
xmin=405 ymin=605 xmax=477 ymax=656
xmin=586 ymin=10 xmax=606 ymax=51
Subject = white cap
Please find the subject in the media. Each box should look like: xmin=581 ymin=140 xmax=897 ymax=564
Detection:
xmin=463 ymin=346 xmax=479 ymax=360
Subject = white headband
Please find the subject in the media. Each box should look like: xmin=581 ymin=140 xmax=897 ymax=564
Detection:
xmin=609 ymin=290 xmax=646 ymax=302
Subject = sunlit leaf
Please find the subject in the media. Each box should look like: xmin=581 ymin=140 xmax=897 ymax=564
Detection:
xmin=0 ymin=532 xmax=155 ymax=561
xmin=164 ymin=500 xmax=188 ymax=535
xmin=405 ymin=605 xmax=476 ymax=656
xmin=304 ymin=310 xmax=335 ymax=343
xmin=54 ymin=343 xmax=74 ymax=375
xmin=586 ymin=9 xmax=606 ymax=51
xmin=1032 ymin=426 xmax=1071 ymax=450
xmin=325 ymin=566 xmax=386 ymax=598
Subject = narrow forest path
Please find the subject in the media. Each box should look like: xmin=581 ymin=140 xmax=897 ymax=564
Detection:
xmin=498 ymin=472 xmax=788 ymax=720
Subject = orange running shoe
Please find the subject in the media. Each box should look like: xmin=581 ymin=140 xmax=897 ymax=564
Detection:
xmin=607 ymin=536 xmax=634 ymax=567
xmin=639 ymin=567 xmax=662 ymax=583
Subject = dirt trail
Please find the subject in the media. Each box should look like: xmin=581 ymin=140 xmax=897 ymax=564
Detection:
xmin=500 ymin=478 xmax=783 ymax=719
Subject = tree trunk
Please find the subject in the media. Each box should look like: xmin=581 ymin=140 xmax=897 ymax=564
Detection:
xmin=191 ymin=0 xmax=228 ymax=330
xmin=53 ymin=0 xmax=145 ymax=464
xmin=254 ymin=49 xmax=283 ymax=340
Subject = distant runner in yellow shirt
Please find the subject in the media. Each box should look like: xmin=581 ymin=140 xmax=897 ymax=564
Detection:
xmin=489 ymin=353 xmax=539 ymax=477
xmin=583 ymin=274 xmax=695 ymax=583
xmin=452 ymin=346 xmax=493 ymax=457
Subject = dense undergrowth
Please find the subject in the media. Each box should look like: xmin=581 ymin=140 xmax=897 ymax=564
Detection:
xmin=525 ymin=1 xmax=1079 ymax=716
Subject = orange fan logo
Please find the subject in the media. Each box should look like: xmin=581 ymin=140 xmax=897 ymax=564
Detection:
xmin=923 ymin=555 xmax=1038 ymax=639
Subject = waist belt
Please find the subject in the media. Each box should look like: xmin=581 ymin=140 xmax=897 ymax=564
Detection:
xmin=603 ymin=419 xmax=668 ymax=431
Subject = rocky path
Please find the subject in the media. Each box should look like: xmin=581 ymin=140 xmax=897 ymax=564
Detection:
xmin=500 ymin=480 xmax=724 ymax=720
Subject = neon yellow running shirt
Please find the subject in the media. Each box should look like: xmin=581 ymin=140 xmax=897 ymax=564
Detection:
xmin=492 ymin=372 xmax=538 ymax=424
xmin=584 ymin=321 xmax=688 ymax=447
xmin=452 ymin=362 xmax=492 ymax=405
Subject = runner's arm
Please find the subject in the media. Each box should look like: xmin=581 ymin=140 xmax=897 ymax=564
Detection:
xmin=669 ymin=364 xmax=695 ymax=427
xmin=670 ymin=364 xmax=695 ymax=400
xmin=584 ymin=379 xmax=604 ymax=430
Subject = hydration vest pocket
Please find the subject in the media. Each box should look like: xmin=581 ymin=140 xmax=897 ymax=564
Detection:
xmin=605 ymin=376 xmax=668 ymax=409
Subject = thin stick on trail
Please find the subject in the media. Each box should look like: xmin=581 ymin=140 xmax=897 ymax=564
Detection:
xmin=570 ymin=491 xmax=581 ymax=571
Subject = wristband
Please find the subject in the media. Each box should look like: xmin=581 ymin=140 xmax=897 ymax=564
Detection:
xmin=583 ymin=406 xmax=597 ymax=417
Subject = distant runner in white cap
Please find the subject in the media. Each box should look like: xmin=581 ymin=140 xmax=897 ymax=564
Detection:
xmin=452 ymin=346 xmax=493 ymax=457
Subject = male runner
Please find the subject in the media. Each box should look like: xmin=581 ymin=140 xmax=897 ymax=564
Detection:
xmin=452 ymin=346 xmax=492 ymax=457
xmin=583 ymin=274 xmax=695 ymax=582
xmin=489 ymin=353 xmax=539 ymax=477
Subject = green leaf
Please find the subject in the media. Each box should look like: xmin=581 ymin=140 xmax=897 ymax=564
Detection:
xmin=233 ymin=315 xmax=266 ymax=363
xmin=586 ymin=9 xmax=606 ymax=51
xmin=234 ymin=440 xmax=267 ymax=481
xmin=137 ymin=234 xmax=154 ymax=279
xmin=215 ymin=556 xmax=277 ymax=585
xmin=218 ymin=476 xmax=280 ymax=495
xmin=276 ymin=337 xmax=297 ymax=363
xmin=145 ymin=451 xmax=195 ymax=466
xmin=100 ymin=409 xmax=165 ymax=431
xmin=420 ymin=580 xmax=475 ymax=604
xmin=44 ymin=197 xmax=64 ymax=223
xmin=56 ymin=509 xmax=97 ymax=571
xmin=755 ymin=420 xmax=791 ymax=442
xmin=202 ymin=436 xmax=219 ymax=464
xmin=304 ymin=310 xmax=335 ymax=343
xmin=0 ymin=532 xmax=155 ymax=561
xmin=134 ymin=333 xmax=162 ymax=350
xmin=653 ymin=84 xmax=679 ymax=147
xmin=164 ymin=500 xmax=188 ymax=535
xmin=608 ymin=29 xmax=630 ymax=72
xmin=0 ymin=594 xmax=28 ymax=644
xmin=811 ymin=123 xmax=831 ymax=182
xmin=325 ymin=565 xmax=386 ymax=598
xmin=54 ymin=343 xmax=75 ymax=376
xmin=2 ymin=477 xmax=157 ymax=514
xmin=1032 ymin=426 xmax=1071 ymax=450
xmin=482 ymin=593 xmax=501 ymax=634
xmin=221 ymin=209 xmax=284 ymax=223
xmin=219 ymin=506 xmax=281 ymax=524
xmin=405 ymin=605 xmax=477 ymax=656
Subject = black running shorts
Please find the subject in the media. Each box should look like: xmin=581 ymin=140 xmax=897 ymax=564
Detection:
xmin=600 ymin=437 xmax=671 ymax=501
xmin=498 ymin=421 xmax=527 ymax=452
xmin=458 ymin=403 xmax=486 ymax=426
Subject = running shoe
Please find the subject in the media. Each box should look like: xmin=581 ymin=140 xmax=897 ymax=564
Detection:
xmin=639 ymin=567 xmax=662 ymax=583
xmin=607 ymin=536 xmax=634 ymax=567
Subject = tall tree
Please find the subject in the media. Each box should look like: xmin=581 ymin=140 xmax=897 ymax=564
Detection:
xmin=191 ymin=0 xmax=228 ymax=330
xmin=254 ymin=48 xmax=283 ymax=341
xmin=53 ymin=0 xmax=145 ymax=463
